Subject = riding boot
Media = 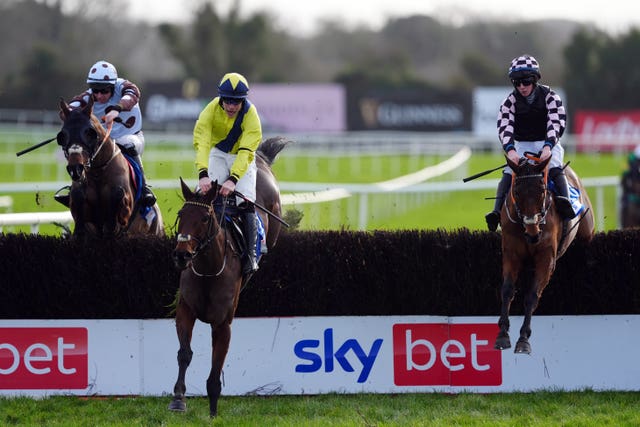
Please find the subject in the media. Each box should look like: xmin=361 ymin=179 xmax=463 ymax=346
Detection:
xmin=130 ymin=154 xmax=157 ymax=208
xmin=54 ymin=185 xmax=71 ymax=208
xmin=485 ymin=172 xmax=511 ymax=232
xmin=549 ymin=167 xmax=576 ymax=219
xmin=241 ymin=210 xmax=259 ymax=275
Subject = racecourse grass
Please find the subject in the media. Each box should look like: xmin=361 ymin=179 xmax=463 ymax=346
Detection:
xmin=1 ymin=391 xmax=639 ymax=426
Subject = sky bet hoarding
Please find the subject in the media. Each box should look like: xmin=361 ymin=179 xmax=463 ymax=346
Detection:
xmin=1 ymin=316 xmax=639 ymax=396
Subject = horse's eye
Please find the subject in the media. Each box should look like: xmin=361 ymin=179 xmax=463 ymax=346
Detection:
xmin=85 ymin=128 xmax=98 ymax=145
xmin=56 ymin=131 xmax=67 ymax=147
xmin=201 ymin=215 xmax=209 ymax=224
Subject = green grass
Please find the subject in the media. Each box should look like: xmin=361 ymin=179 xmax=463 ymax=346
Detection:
xmin=1 ymin=391 xmax=639 ymax=426
xmin=0 ymin=127 xmax=631 ymax=235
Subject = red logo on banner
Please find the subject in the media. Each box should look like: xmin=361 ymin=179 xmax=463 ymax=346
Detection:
xmin=0 ymin=328 xmax=88 ymax=389
xmin=392 ymin=323 xmax=502 ymax=386
xmin=574 ymin=110 xmax=640 ymax=151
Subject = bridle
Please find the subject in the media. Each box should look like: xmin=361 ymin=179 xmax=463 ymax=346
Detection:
xmin=505 ymin=168 xmax=551 ymax=229
xmin=63 ymin=120 xmax=120 ymax=171
xmin=176 ymin=200 xmax=227 ymax=277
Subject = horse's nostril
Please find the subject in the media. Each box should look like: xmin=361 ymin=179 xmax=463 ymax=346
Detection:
xmin=172 ymin=250 xmax=193 ymax=269
xmin=525 ymin=233 xmax=540 ymax=244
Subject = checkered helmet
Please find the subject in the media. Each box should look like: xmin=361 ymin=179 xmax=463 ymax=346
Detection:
xmin=508 ymin=54 xmax=541 ymax=80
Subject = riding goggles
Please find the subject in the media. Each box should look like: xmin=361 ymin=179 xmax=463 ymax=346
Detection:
xmin=511 ymin=78 xmax=535 ymax=88
xmin=221 ymin=97 xmax=243 ymax=105
xmin=91 ymin=86 xmax=113 ymax=94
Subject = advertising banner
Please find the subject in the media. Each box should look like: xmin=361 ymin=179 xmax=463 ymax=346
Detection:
xmin=346 ymin=87 xmax=471 ymax=132
xmin=142 ymin=81 xmax=346 ymax=133
xmin=1 ymin=316 xmax=638 ymax=397
xmin=574 ymin=110 xmax=640 ymax=152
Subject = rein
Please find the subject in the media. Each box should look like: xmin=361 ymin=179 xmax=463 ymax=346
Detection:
xmin=176 ymin=200 xmax=227 ymax=277
xmin=88 ymin=121 xmax=120 ymax=168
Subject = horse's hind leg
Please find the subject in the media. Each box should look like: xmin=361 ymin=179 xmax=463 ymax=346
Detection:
xmin=207 ymin=322 xmax=231 ymax=418
xmin=495 ymin=275 xmax=516 ymax=350
xmin=168 ymin=301 xmax=196 ymax=412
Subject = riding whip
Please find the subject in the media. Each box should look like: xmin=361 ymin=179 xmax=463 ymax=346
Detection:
xmin=233 ymin=190 xmax=290 ymax=227
xmin=16 ymin=136 xmax=57 ymax=157
xmin=462 ymin=163 xmax=507 ymax=183
xmin=16 ymin=115 xmax=130 ymax=157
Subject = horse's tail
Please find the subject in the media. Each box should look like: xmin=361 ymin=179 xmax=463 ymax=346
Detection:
xmin=256 ymin=136 xmax=292 ymax=166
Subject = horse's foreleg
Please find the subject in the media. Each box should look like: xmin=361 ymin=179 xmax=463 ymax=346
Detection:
xmin=168 ymin=301 xmax=195 ymax=412
xmin=207 ymin=322 xmax=231 ymax=418
xmin=515 ymin=286 xmax=540 ymax=355
xmin=70 ymin=188 xmax=87 ymax=237
xmin=516 ymin=258 xmax=554 ymax=354
xmin=104 ymin=186 xmax=126 ymax=237
xmin=495 ymin=274 xmax=516 ymax=350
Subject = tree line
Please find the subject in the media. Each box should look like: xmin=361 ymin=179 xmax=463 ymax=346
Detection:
xmin=1 ymin=0 xmax=639 ymax=112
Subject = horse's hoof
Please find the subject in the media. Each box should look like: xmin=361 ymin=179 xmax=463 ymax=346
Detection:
xmin=494 ymin=337 xmax=511 ymax=350
xmin=168 ymin=399 xmax=186 ymax=412
xmin=515 ymin=340 xmax=531 ymax=354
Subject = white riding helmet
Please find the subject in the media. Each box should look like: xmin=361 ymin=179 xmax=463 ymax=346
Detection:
xmin=86 ymin=60 xmax=118 ymax=85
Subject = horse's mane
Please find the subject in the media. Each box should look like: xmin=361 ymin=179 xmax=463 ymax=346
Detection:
xmin=89 ymin=113 xmax=109 ymax=141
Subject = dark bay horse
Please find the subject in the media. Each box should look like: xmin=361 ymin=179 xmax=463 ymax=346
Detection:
xmin=495 ymin=155 xmax=594 ymax=354
xmin=57 ymin=98 xmax=164 ymax=238
xmin=168 ymin=137 xmax=289 ymax=417
xmin=621 ymin=157 xmax=640 ymax=228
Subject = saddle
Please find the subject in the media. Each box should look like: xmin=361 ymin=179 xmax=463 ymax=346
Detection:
xmin=120 ymin=153 xmax=145 ymax=209
xmin=548 ymin=181 xmax=585 ymax=218
xmin=213 ymin=197 xmax=266 ymax=260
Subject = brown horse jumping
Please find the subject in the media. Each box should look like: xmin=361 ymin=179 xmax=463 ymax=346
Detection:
xmin=57 ymin=97 xmax=164 ymax=238
xmin=495 ymin=155 xmax=594 ymax=354
xmin=168 ymin=137 xmax=289 ymax=417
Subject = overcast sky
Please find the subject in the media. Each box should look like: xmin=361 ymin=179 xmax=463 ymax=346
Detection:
xmin=127 ymin=0 xmax=640 ymax=36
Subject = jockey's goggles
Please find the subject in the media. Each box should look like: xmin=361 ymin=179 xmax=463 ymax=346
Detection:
xmin=511 ymin=77 xmax=535 ymax=88
xmin=221 ymin=97 xmax=243 ymax=105
xmin=90 ymin=85 xmax=113 ymax=94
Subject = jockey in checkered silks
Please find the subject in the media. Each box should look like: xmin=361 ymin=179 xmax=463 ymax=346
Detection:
xmin=485 ymin=54 xmax=575 ymax=232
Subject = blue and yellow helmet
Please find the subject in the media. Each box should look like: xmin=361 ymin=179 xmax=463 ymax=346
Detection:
xmin=217 ymin=72 xmax=249 ymax=99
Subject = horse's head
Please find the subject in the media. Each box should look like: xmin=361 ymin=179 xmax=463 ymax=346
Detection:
xmin=172 ymin=178 xmax=221 ymax=270
xmin=57 ymin=97 xmax=106 ymax=181
xmin=506 ymin=155 xmax=551 ymax=243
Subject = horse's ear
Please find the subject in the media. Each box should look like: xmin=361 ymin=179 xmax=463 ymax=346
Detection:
xmin=58 ymin=97 xmax=70 ymax=121
xmin=535 ymin=155 xmax=552 ymax=173
xmin=206 ymin=180 xmax=219 ymax=202
xmin=506 ymin=155 xmax=520 ymax=173
xmin=179 ymin=177 xmax=193 ymax=199
xmin=80 ymin=95 xmax=94 ymax=117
